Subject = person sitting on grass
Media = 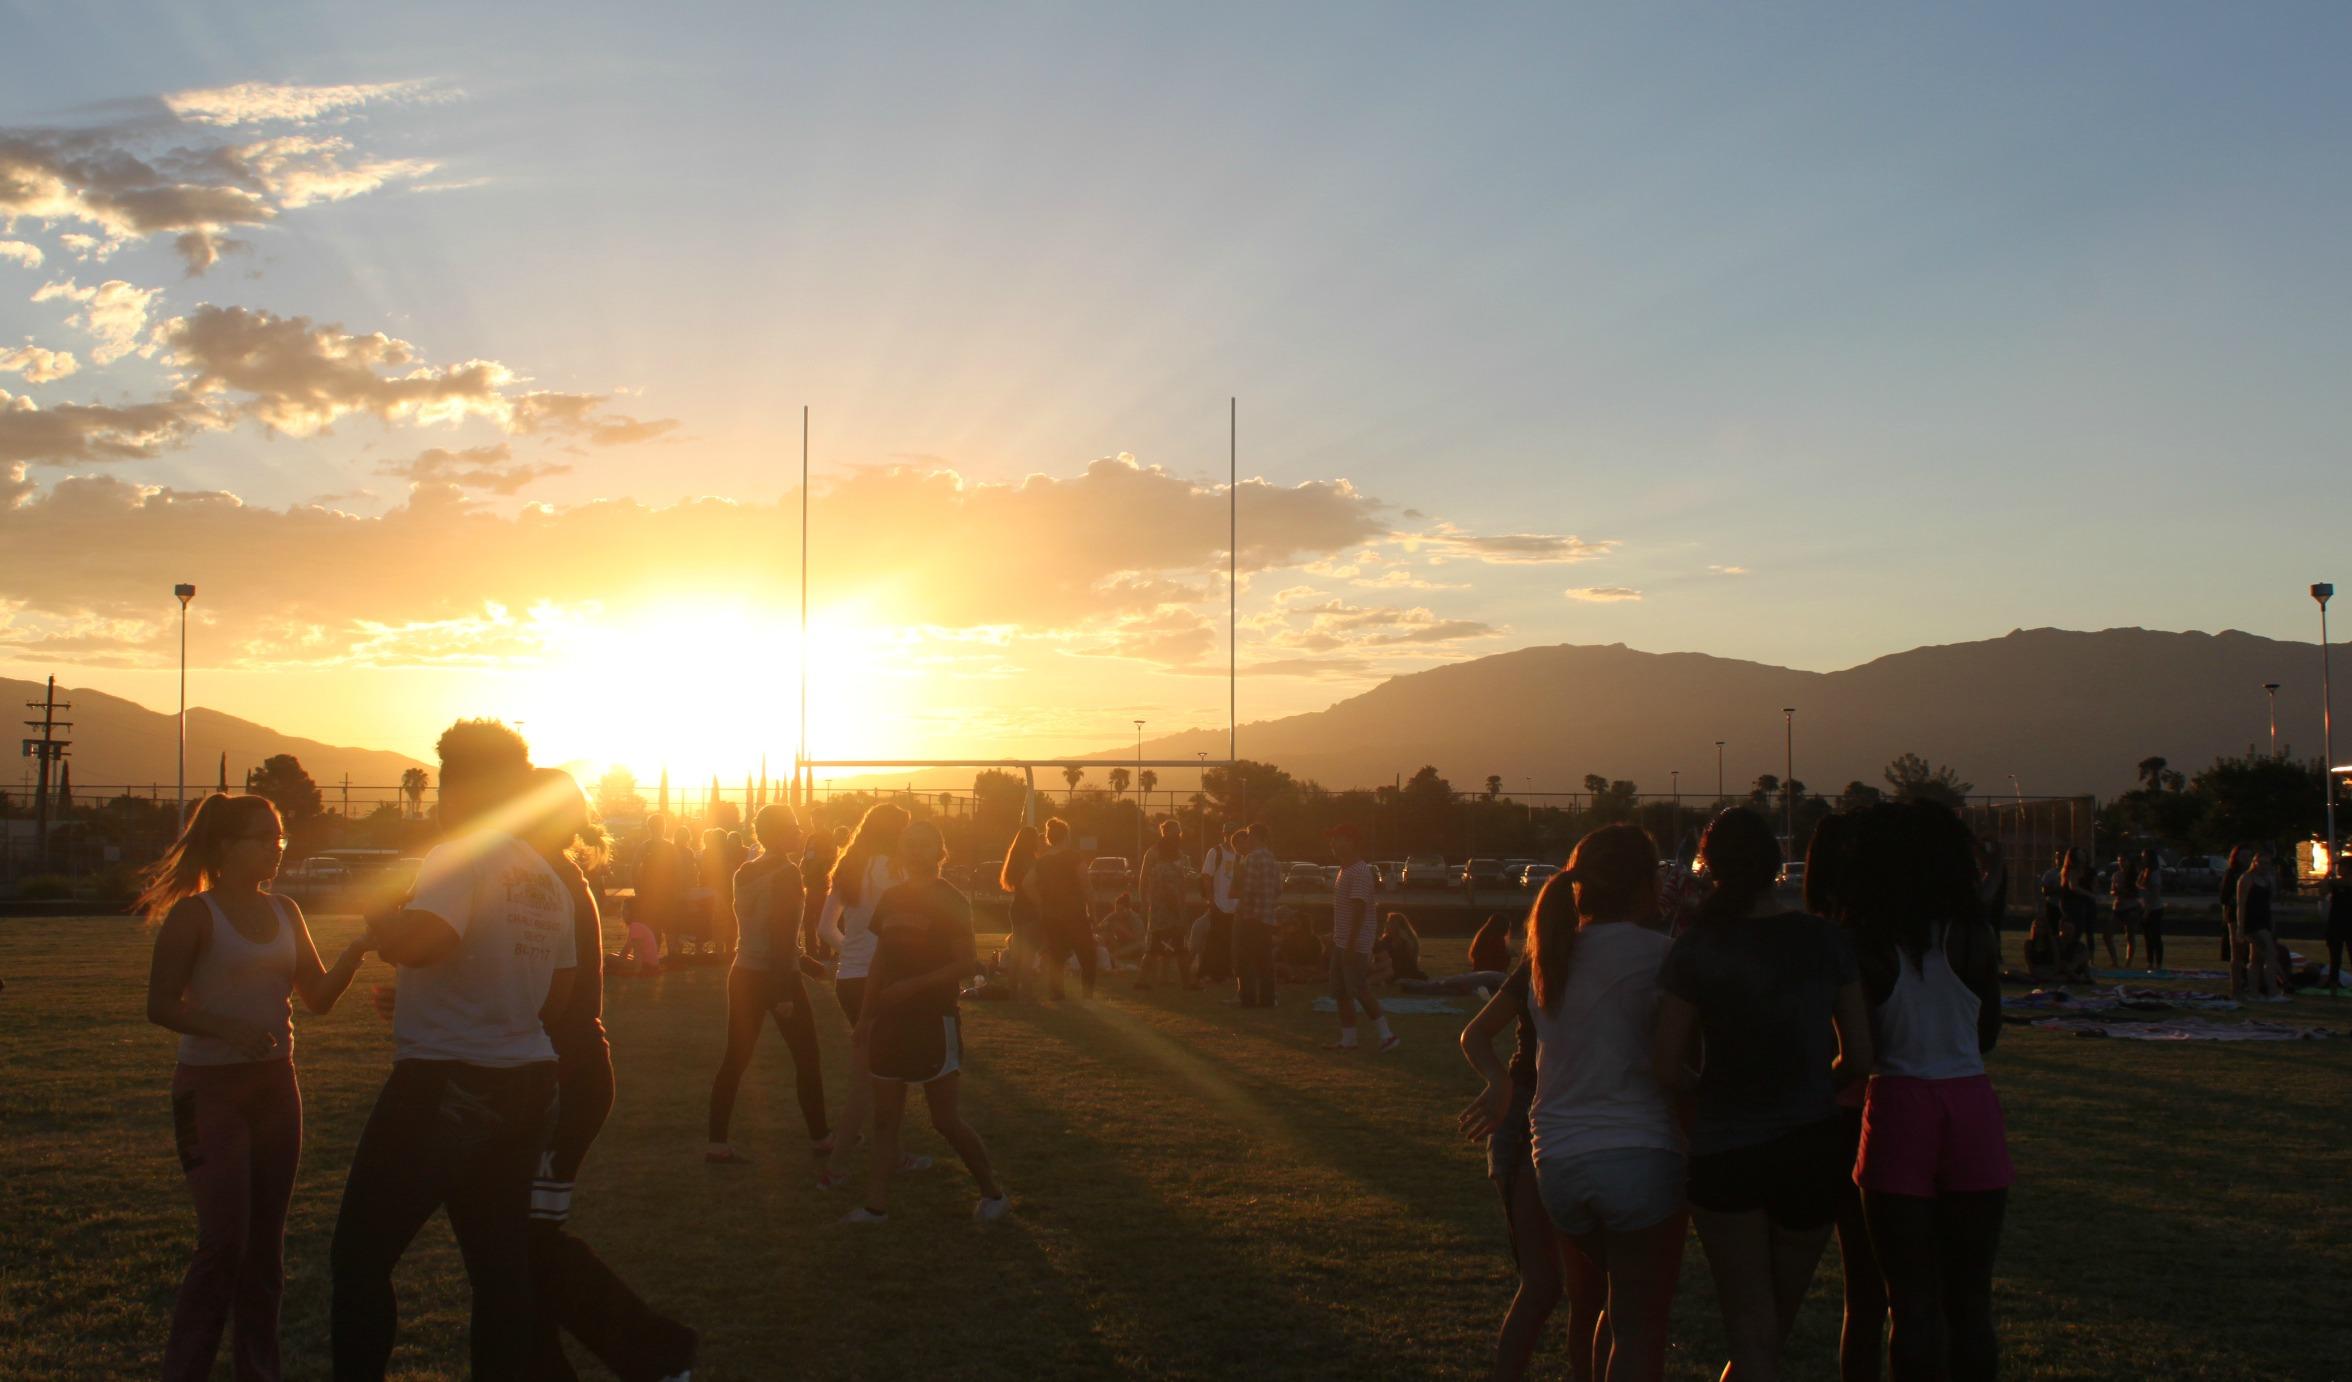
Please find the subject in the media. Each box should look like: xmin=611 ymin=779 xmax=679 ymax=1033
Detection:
xmin=1274 ymin=906 xmax=1327 ymax=984
xmin=611 ymin=916 xmax=664 ymax=976
xmin=1100 ymin=892 xmax=1146 ymax=968
xmin=842 ymin=822 xmax=1009 ymax=1225
xmin=1401 ymin=912 xmax=1518 ymax=996
xmin=1372 ymin=911 xmax=1427 ymax=985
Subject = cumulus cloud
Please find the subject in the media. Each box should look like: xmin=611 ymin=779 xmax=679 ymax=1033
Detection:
xmin=162 ymin=79 xmax=439 ymax=127
xmin=31 ymin=277 xmax=160 ymax=363
xmin=1261 ymin=596 xmax=1498 ymax=654
xmin=0 ymin=388 xmax=208 ymax=465
xmin=0 ymin=345 xmax=77 ymax=383
xmin=158 ymin=304 xmax=512 ymax=434
xmin=510 ymin=391 xmax=680 ymax=447
xmin=378 ymin=443 xmax=569 ymax=495
xmin=0 ymin=84 xmax=438 ymax=274
xmin=1399 ymin=523 xmax=1617 ymax=565
xmin=0 ymin=240 xmax=43 ymax=268
xmin=0 ymin=455 xmax=1392 ymax=667
xmin=1564 ymin=586 xmax=1642 ymax=603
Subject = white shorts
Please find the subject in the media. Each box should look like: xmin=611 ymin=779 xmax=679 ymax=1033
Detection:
xmin=873 ymin=1015 xmax=963 ymax=1085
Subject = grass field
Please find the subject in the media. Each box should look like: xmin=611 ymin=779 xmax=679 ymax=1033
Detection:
xmin=3 ymin=911 xmax=2349 ymax=1380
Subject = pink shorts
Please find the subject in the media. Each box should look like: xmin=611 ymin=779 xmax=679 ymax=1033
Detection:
xmin=1855 ymin=1074 xmax=2014 ymax=1197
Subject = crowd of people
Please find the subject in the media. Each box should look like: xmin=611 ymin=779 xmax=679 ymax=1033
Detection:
xmin=134 ymin=717 xmax=2340 ymax=1380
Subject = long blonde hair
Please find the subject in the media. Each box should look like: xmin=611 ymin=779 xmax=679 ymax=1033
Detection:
xmin=135 ymin=794 xmax=282 ymax=922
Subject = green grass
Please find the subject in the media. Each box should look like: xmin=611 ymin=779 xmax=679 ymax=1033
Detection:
xmin=2 ymin=914 xmax=2348 ymax=1380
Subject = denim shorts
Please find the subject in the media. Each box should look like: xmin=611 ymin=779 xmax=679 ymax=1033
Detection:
xmin=1534 ymin=1146 xmax=1686 ymax=1237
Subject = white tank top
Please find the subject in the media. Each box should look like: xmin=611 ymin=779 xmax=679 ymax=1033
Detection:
xmin=178 ymin=893 xmax=296 ymax=1066
xmin=1872 ymin=931 xmax=1984 ymax=1081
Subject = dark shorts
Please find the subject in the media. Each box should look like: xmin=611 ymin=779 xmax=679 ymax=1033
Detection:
xmin=1688 ymin=1115 xmax=1847 ymax=1229
xmin=872 ymin=1014 xmax=962 ymax=1085
xmin=1486 ymin=1082 xmax=1536 ymax=1189
xmin=835 ymin=976 xmax=868 ymax=1023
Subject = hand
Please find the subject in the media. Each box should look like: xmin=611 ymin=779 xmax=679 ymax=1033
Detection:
xmin=225 ymin=1020 xmax=280 ymax=1061
xmin=1457 ymin=1082 xmax=1508 ymax=1142
xmin=340 ymin=935 xmax=374 ymax=965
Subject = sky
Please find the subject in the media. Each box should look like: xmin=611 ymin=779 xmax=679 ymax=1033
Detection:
xmin=3 ymin=3 xmax=2349 ymax=782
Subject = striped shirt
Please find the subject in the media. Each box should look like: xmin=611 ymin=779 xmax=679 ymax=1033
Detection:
xmin=1333 ymin=861 xmax=1379 ymax=953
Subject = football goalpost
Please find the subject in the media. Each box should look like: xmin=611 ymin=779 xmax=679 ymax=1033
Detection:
xmin=788 ymin=401 xmax=1240 ymax=830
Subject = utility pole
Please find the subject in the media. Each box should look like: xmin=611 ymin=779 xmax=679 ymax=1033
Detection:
xmin=21 ymin=677 xmax=72 ymax=870
xmin=341 ymin=772 xmax=351 ymax=820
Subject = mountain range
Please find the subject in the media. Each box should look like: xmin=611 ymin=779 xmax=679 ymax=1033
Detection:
xmin=4 ymin=675 xmax=429 ymax=798
xmin=1118 ymin=627 xmax=2332 ymax=802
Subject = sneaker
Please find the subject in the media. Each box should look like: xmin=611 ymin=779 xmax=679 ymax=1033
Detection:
xmin=898 ymin=1154 xmax=935 ymax=1173
xmin=1376 ymin=1034 xmax=1403 ymax=1054
xmin=974 ymin=1194 xmax=1011 ymax=1222
xmin=816 ymin=1169 xmax=853 ymax=1191
xmin=839 ymin=1206 xmax=889 ymax=1224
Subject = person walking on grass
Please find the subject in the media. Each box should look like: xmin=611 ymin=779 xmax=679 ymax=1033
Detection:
xmin=1327 ymin=825 xmax=1397 ymax=1051
xmin=841 ymin=822 xmax=1010 ymax=1225
xmin=707 ymin=803 xmax=830 ymax=1168
xmin=1022 ymin=817 xmax=1097 ymax=1000
xmin=331 ymin=720 xmax=574 ymax=1380
xmin=1805 ymin=812 xmax=1889 ymax=1382
xmin=520 ymin=769 xmax=698 ymax=1382
xmin=1654 ymin=807 xmax=1874 ymax=1382
xmin=1136 ymin=819 xmax=1195 ymax=991
xmin=2138 ymin=849 xmax=2168 ymax=975
xmin=1509 ymin=824 xmax=1687 ymax=1381
xmin=1232 ymin=826 xmax=1282 ymax=1007
xmin=2238 ymin=843 xmax=2283 ymax=1000
xmin=2218 ymin=844 xmax=2249 ymax=972
xmin=1836 ymin=801 xmax=2012 ymax=1382
xmin=2106 ymin=852 xmax=2138 ymax=969
xmin=819 ymin=803 xmax=923 ymax=1192
xmin=142 ymin=794 xmax=373 ymax=1382
xmin=1456 ymin=902 xmax=1603 ymax=1382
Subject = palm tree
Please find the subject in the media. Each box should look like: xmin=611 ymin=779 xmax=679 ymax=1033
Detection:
xmin=1108 ymin=767 xmax=1131 ymax=800
xmin=400 ymin=767 xmax=429 ymax=819
xmin=1138 ymin=768 xmax=1158 ymax=807
xmin=1484 ymin=774 xmax=1503 ymax=801
xmin=1062 ymin=765 xmax=1085 ymax=795
xmin=2136 ymin=756 xmax=2168 ymax=793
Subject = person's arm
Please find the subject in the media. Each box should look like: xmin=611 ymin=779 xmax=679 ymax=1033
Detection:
xmin=817 ymin=885 xmax=848 ymax=951
xmin=289 ymin=898 xmax=370 ymax=1014
xmin=774 ymin=868 xmax=804 ymax=964
xmin=1652 ymin=992 xmax=1701 ymax=1095
xmin=1831 ymin=979 xmax=1874 ymax=1088
xmin=145 ymin=901 xmax=278 ymax=1058
xmin=539 ymin=967 xmax=575 ymax=1028
xmin=368 ymin=908 xmax=461 ymax=967
xmin=1455 ymin=980 xmax=1519 ymax=1140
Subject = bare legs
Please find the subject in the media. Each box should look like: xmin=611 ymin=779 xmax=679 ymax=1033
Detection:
xmin=1692 ymin=1206 xmax=1831 ymax=1382
xmin=864 ymin=1073 xmax=1001 ymax=1216
xmin=1573 ymin=1211 xmax=1686 ymax=1382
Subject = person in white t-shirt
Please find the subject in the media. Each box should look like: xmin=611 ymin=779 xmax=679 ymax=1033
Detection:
xmin=818 ymin=802 xmax=931 ymax=1193
xmin=1196 ymin=822 xmax=1242 ymax=984
xmin=1326 ymin=825 xmax=1397 ymax=1052
xmin=330 ymin=720 xmax=575 ymax=1380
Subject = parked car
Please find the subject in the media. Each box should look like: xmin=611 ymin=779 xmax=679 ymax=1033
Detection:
xmin=1371 ymin=860 xmax=1404 ymax=890
xmin=1320 ymin=864 xmax=1343 ymax=889
xmin=1777 ymin=861 xmax=1807 ymax=891
xmin=1087 ymin=857 xmax=1132 ymax=891
xmin=1459 ymin=858 xmax=1516 ymax=891
xmin=1401 ymin=853 xmax=1451 ymax=889
xmin=1284 ymin=861 xmax=1329 ymax=890
xmin=1516 ymin=863 xmax=1560 ymax=890
xmin=2174 ymin=854 xmax=2227 ymax=891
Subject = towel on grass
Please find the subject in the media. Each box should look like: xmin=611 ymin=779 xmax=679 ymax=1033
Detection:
xmin=2029 ymin=1016 xmax=2330 ymax=1041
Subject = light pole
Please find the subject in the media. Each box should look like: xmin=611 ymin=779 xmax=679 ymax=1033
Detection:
xmin=175 ymin=583 xmax=196 ymax=822
xmin=1714 ymin=740 xmax=1725 ymax=806
xmin=2264 ymin=682 xmax=2281 ymax=757
xmin=1782 ymin=708 xmax=1796 ymax=851
xmin=2315 ymin=585 xmax=2337 ymax=870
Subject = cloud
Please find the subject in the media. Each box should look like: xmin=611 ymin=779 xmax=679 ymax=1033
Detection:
xmin=0 ymin=240 xmax=43 ymax=268
xmin=1564 ymin=586 xmax=1642 ymax=603
xmin=161 ymin=79 xmax=438 ymax=127
xmin=0 ymin=455 xmax=1393 ymax=668
xmin=0 ymin=345 xmax=78 ymax=383
xmin=510 ymin=391 xmax=680 ymax=446
xmin=158 ymin=304 xmax=512 ymax=435
xmin=0 ymin=388 xmax=208 ymax=465
xmin=31 ymin=277 xmax=160 ymax=363
xmin=378 ymin=443 xmax=569 ymax=495
xmin=0 ymin=88 xmax=438 ymax=273
xmin=172 ymin=229 xmax=249 ymax=275
xmin=1263 ymin=596 xmax=1499 ymax=654
xmin=1709 ymin=564 xmax=1748 ymax=576
xmin=1398 ymin=523 xmax=1617 ymax=565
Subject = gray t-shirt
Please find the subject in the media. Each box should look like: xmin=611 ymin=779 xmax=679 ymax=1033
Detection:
xmin=397 ymin=830 xmax=574 ymax=1067
xmin=1660 ymin=909 xmax=1856 ymax=1155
